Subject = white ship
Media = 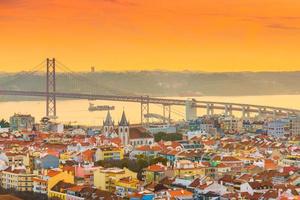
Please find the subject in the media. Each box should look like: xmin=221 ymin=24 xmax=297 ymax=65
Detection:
xmin=88 ymin=103 xmax=115 ymax=112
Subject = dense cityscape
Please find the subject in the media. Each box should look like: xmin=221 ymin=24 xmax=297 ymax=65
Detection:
xmin=1 ymin=0 xmax=300 ymax=199
xmin=0 ymin=106 xmax=299 ymax=200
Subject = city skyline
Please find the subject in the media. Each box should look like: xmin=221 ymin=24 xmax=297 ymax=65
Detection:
xmin=1 ymin=0 xmax=300 ymax=72
xmin=0 ymin=1 xmax=299 ymax=199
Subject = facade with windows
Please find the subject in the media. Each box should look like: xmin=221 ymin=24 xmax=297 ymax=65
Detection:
xmin=0 ymin=167 xmax=36 ymax=192
xmin=95 ymin=146 xmax=124 ymax=161
xmin=9 ymin=114 xmax=35 ymax=131
xmin=266 ymin=119 xmax=289 ymax=138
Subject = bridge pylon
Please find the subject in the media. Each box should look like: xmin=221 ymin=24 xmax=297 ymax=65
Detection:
xmin=163 ymin=104 xmax=171 ymax=124
xmin=141 ymin=95 xmax=149 ymax=126
xmin=46 ymin=58 xmax=57 ymax=118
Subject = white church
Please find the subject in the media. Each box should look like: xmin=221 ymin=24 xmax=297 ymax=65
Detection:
xmin=102 ymin=111 xmax=154 ymax=147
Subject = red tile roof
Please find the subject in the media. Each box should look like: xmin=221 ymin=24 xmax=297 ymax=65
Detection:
xmin=47 ymin=170 xmax=61 ymax=177
xmin=129 ymin=127 xmax=153 ymax=139
xmin=146 ymin=164 xmax=166 ymax=172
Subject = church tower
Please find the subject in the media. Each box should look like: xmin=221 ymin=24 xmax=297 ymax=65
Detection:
xmin=103 ymin=111 xmax=114 ymax=138
xmin=118 ymin=110 xmax=129 ymax=146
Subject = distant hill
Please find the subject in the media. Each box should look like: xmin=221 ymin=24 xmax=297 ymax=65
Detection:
xmin=1 ymin=71 xmax=300 ymax=101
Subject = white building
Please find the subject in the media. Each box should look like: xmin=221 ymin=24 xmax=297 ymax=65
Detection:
xmin=102 ymin=111 xmax=154 ymax=147
xmin=267 ymin=119 xmax=289 ymax=138
xmin=186 ymin=130 xmax=207 ymax=140
xmin=220 ymin=116 xmax=243 ymax=132
xmin=288 ymin=116 xmax=300 ymax=136
xmin=185 ymin=99 xmax=197 ymax=121
xmin=147 ymin=124 xmax=177 ymax=134
xmin=0 ymin=127 xmax=9 ymax=133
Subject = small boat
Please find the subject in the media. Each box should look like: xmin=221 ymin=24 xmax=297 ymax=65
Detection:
xmin=88 ymin=103 xmax=115 ymax=112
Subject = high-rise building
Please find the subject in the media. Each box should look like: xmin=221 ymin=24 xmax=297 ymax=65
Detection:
xmin=185 ymin=99 xmax=197 ymax=121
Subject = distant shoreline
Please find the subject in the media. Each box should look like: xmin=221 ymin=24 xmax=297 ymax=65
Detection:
xmin=2 ymin=71 xmax=300 ymax=97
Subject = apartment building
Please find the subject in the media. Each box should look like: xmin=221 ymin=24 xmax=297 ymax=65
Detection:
xmin=0 ymin=167 xmax=36 ymax=192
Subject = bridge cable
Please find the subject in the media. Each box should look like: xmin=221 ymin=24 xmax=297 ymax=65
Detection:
xmin=55 ymin=60 xmax=136 ymax=96
xmin=0 ymin=60 xmax=45 ymax=89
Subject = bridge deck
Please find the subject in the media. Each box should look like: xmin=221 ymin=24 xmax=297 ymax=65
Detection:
xmin=0 ymin=90 xmax=299 ymax=114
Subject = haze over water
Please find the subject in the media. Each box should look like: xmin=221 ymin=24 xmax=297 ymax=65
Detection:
xmin=0 ymin=95 xmax=300 ymax=126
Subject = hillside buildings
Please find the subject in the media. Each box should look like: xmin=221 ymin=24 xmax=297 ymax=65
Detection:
xmin=0 ymin=111 xmax=298 ymax=200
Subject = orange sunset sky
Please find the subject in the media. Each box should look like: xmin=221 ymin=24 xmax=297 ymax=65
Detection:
xmin=0 ymin=0 xmax=300 ymax=72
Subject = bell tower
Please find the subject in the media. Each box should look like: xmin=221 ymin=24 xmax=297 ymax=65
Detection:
xmin=118 ymin=110 xmax=129 ymax=146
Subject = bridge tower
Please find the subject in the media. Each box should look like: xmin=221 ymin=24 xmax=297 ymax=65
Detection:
xmin=163 ymin=104 xmax=171 ymax=124
xmin=242 ymin=106 xmax=250 ymax=119
xmin=141 ymin=95 xmax=150 ymax=126
xmin=46 ymin=58 xmax=57 ymax=118
xmin=224 ymin=105 xmax=233 ymax=116
xmin=206 ymin=103 xmax=214 ymax=116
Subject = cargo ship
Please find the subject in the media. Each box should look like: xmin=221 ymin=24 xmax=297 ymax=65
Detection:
xmin=88 ymin=103 xmax=115 ymax=112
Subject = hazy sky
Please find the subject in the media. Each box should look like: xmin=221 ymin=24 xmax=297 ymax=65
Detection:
xmin=0 ymin=0 xmax=300 ymax=72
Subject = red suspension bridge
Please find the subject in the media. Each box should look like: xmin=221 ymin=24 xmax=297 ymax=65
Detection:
xmin=0 ymin=58 xmax=299 ymax=125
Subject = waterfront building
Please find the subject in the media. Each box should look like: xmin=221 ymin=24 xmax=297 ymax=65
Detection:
xmin=220 ymin=116 xmax=243 ymax=133
xmin=9 ymin=114 xmax=35 ymax=131
xmin=185 ymin=99 xmax=197 ymax=121
xmin=147 ymin=124 xmax=177 ymax=134
xmin=266 ymin=119 xmax=289 ymax=138
xmin=288 ymin=116 xmax=300 ymax=136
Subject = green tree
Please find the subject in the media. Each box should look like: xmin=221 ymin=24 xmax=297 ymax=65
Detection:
xmin=154 ymin=132 xmax=182 ymax=142
xmin=0 ymin=119 xmax=9 ymax=128
xmin=150 ymin=156 xmax=167 ymax=165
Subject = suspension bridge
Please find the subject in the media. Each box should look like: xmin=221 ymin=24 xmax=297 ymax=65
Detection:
xmin=0 ymin=58 xmax=299 ymax=125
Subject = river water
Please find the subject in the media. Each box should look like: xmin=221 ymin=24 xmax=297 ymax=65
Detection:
xmin=1 ymin=95 xmax=300 ymax=126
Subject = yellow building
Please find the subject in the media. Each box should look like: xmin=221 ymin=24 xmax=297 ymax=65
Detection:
xmin=174 ymin=160 xmax=206 ymax=178
xmin=95 ymin=146 xmax=124 ymax=161
xmin=48 ymin=181 xmax=75 ymax=200
xmin=47 ymin=169 xmax=75 ymax=195
xmin=59 ymin=151 xmax=77 ymax=163
xmin=174 ymin=167 xmax=206 ymax=178
xmin=0 ymin=167 xmax=36 ymax=192
xmin=93 ymin=167 xmax=137 ymax=192
xmin=115 ymin=176 xmax=140 ymax=197
xmin=32 ymin=168 xmax=75 ymax=197
xmin=144 ymin=164 xmax=167 ymax=184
